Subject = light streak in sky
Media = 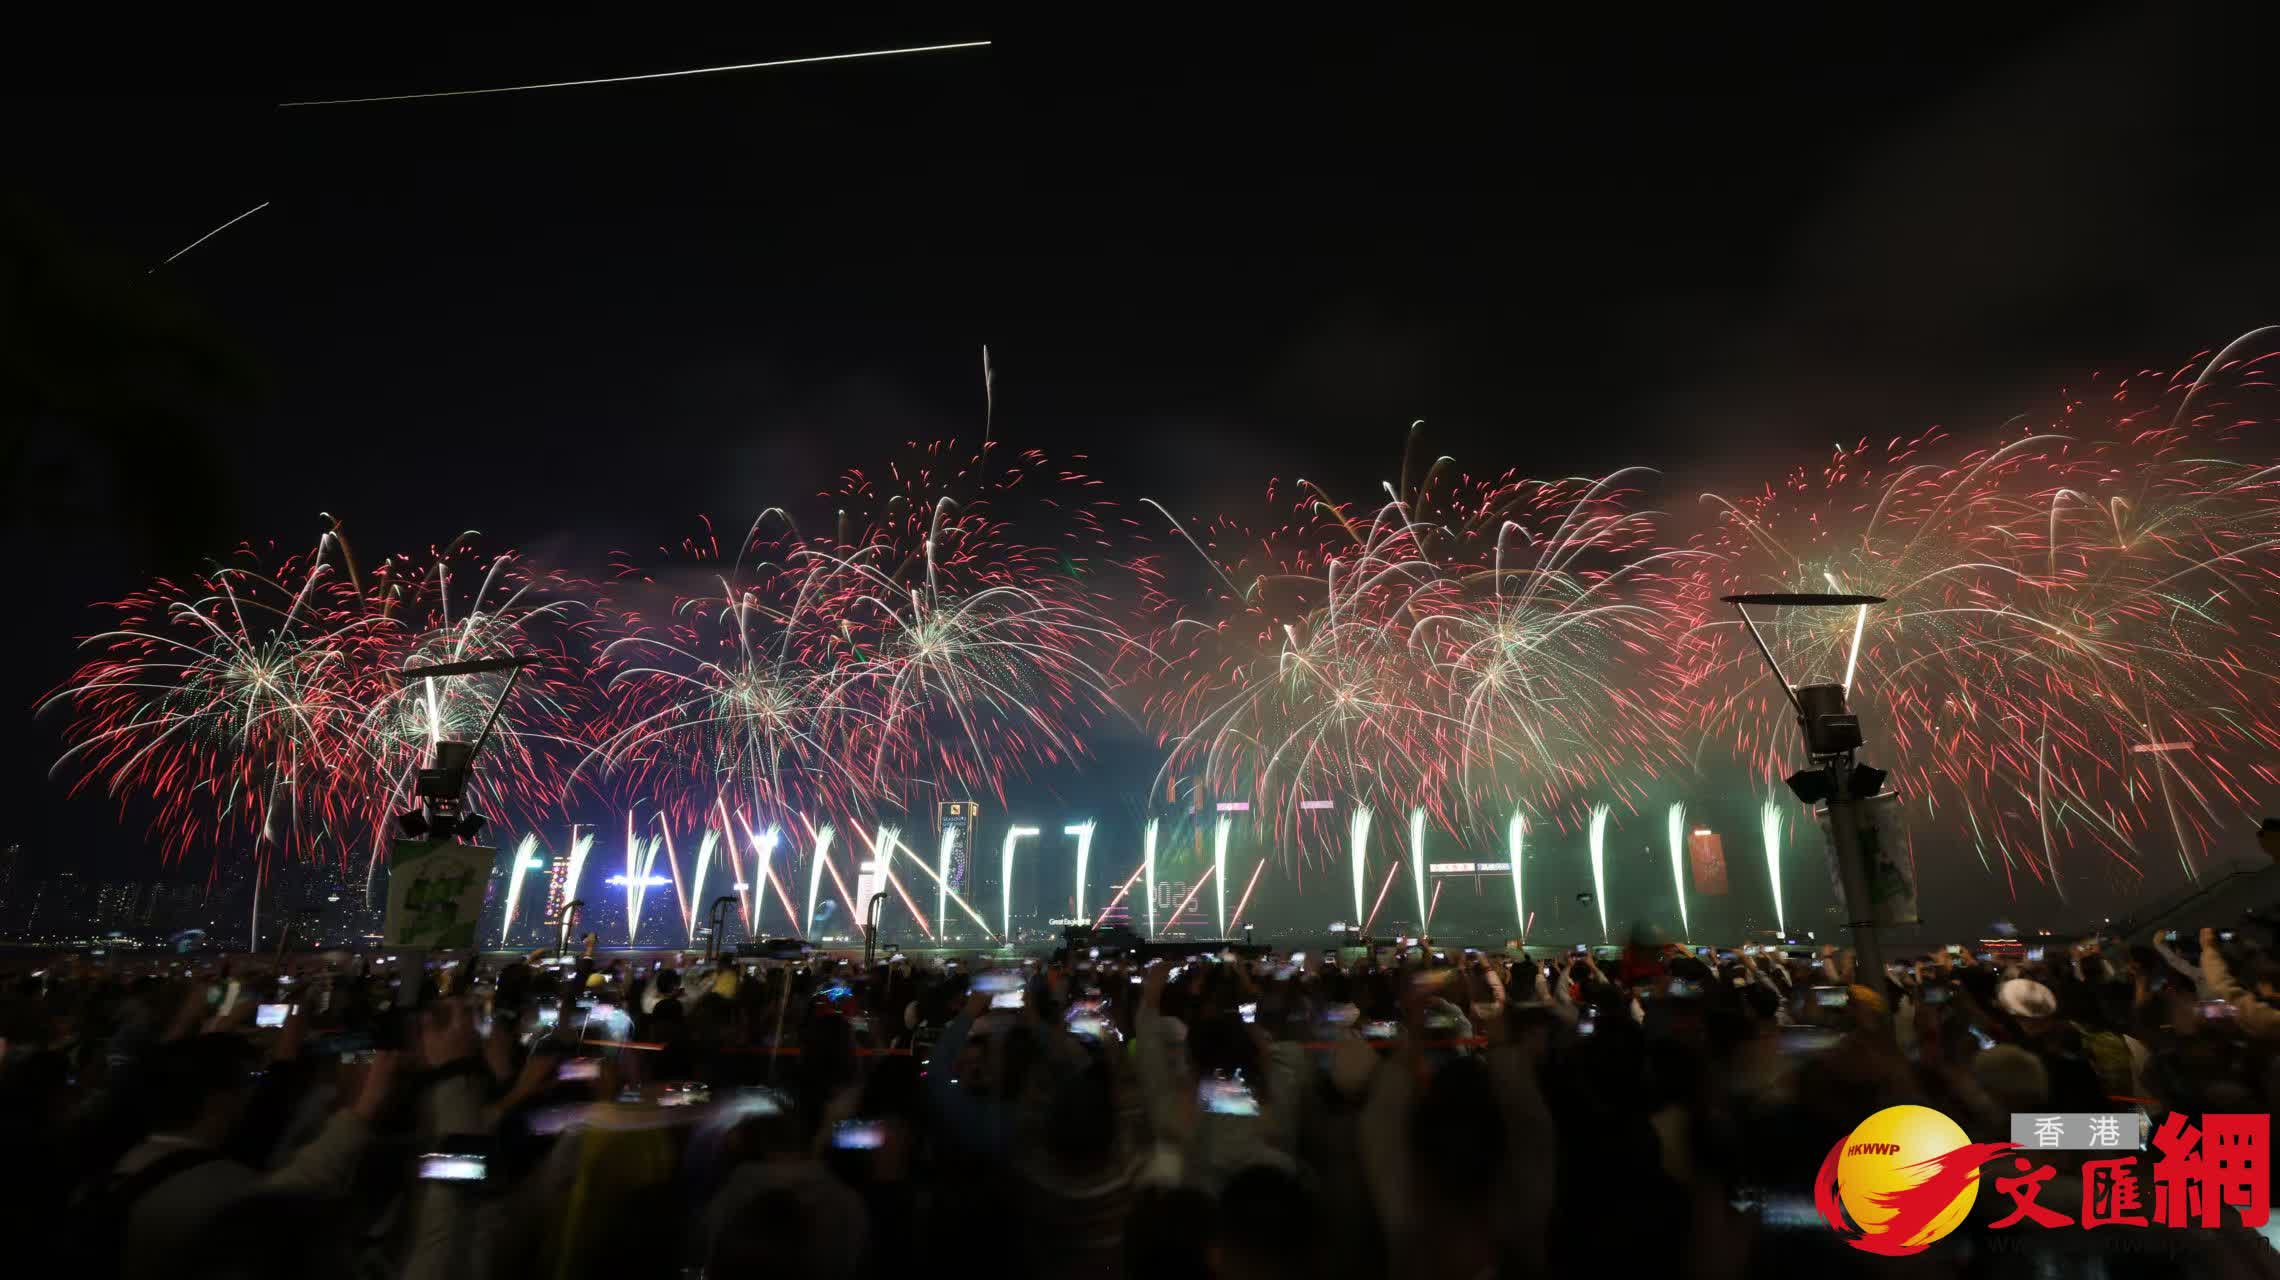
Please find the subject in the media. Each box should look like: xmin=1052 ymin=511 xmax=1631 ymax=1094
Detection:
xmin=888 ymin=834 xmax=992 ymax=937
xmin=1362 ymin=861 xmax=1400 ymax=934
xmin=1161 ymin=865 xmax=1216 ymax=934
xmin=1667 ymin=802 xmax=1690 ymax=940
xmin=499 ymin=833 xmax=541 ymax=946
xmin=861 ymin=824 xmax=900 ymax=928
xmin=1093 ymin=863 xmax=1145 ymax=931
xmin=1214 ymin=816 xmax=1233 ymax=937
xmin=1587 ymin=803 xmax=1611 ymax=942
xmin=1823 ymin=572 xmax=1869 ymax=696
xmin=1001 ymin=825 xmax=1039 ymax=938
xmin=150 ymin=200 xmax=269 ymax=271
xmin=1507 ymin=812 xmax=1526 ymax=938
xmin=278 ymin=41 xmax=993 ymax=107
xmin=561 ymin=826 xmax=595 ymax=915
xmin=1408 ymin=809 xmax=1429 ymax=935
xmin=1226 ymin=858 xmax=1268 ymax=933
xmin=623 ymin=812 xmax=653 ymax=943
xmin=732 ymin=813 xmax=796 ymax=934
xmin=711 ymin=798 xmax=753 ymax=934
xmin=1761 ymin=800 xmax=1787 ymax=936
xmin=1348 ymin=807 xmax=1373 ymax=925
xmin=805 ymin=825 xmax=836 ymax=937
xmin=682 ymin=828 xmax=717 ymax=942
xmin=1142 ymin=818 xmax=1159 ymax=938
xmin=936 ymin=823 xmax=960 ymax=938
xmin=1066 ymin=819 xmax=1096 ymax=920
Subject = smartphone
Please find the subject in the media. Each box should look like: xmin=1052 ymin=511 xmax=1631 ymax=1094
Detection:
xmin=535 ymin=1005 xmax=560 ymax=1029
xmin=1741 ymin=944 xmax=1758 ymax=956
xmin=1238 ymin=1002 xmax=1258 ymax=1024
xmin=1129 ymin=975 xmax=1144 ymax=986
xmin=1921 ymin=984 xmax=1951 ymax=1005
xmin=1361 ymin=1020 xmax=1401 ymax=1040
xmin=1197 ymin=1076 xmax=1261 ymax=1117
xmin=1576 ymin=1014 xmax=1597 ymax=1037
xmin=418 ymin=1153 xmax=488 ymax=1182
xmin=1968 ymin=1025 xmax=1997 ymax=1050
xmin=1945 ymin=944 xmax=1962 ymax=956
xmin=2163 ymin=930 xmax=2180 ymax=943
xmin=832 ymin=1118 xmax=887 ymax=1150
xmin=1667 ymin=978 xmax=1701 ymax=998
xmin=2220 ymin=930 xmax=2237 ymax=943
xmin=2199 ymin=1000 xmax=2238 ymax=1021
xmin=1291 ymin=951 xmax=1307 ymax=965
xmin=1572 ymin=944 xmax=1589 ymax=956
xmin=989 ymin=990 xmax=1025 ymax=1011
xmin=558 ymin=1058 xmax=602 ymax=1082
xmin=254 ymin=1003 xmax=294 ymax=1029
xmin=1812 ymin=985 xmax=1850 ymax=1009
xmin=973 ymin=970 xmax=1023 ymax=996
xmin=1694 ymin=947 xmax=1712 ymax=958
xmin=2025 ymin=946 xmax=2045 ymax=963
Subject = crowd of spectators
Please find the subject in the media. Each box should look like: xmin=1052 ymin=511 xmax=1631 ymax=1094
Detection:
xmin=5 ymin=920 xmax=2279 ymax=1279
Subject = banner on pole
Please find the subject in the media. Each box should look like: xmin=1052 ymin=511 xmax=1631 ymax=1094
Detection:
xmin=384 ymin=839 xmax=496 ymax=949
xmin=1815 ymin=791 xmax=1919 ymax=927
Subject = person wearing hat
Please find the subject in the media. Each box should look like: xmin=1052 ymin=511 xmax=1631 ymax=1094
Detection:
xmin=1996 ymin=976 xmax=2109 ymax=1111
xmin=1996 ymin=977 xmax=2058 ymax=1023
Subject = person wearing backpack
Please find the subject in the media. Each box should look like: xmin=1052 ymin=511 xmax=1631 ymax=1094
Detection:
xmin=98 ymin=1033 xmax=396 ymax=1280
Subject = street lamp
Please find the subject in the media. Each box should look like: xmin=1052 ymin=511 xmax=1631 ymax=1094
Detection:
xmin=1722 ymin=592 xmax=1896 ymax=1004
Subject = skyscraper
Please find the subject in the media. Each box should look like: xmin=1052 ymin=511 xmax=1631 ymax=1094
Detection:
xmin=938 ymin=800 xmax=979 ymax=893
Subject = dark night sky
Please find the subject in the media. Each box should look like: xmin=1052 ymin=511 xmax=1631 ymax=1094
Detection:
xmin=9 ymin=9 xmax=2279 ymax=929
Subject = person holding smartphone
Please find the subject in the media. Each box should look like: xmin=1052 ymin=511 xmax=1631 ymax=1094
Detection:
xmin=106 ymin=1034 xmax=399 ymax=1280
xmin=2194 ymin=925 xmax=2280 ymax=1040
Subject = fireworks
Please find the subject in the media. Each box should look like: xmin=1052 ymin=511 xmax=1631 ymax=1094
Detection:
xmin=1761 ymin=799 xmax=1787 ymax=936
xmin=1140 ymin=444 xmax=1693 ymax=856
xmin=40 ymin=335 xmax=2280 ymax=925
xmin=361 ymin=538 xmax=591 ymax=837
xmin=41 ymin=532 xmax=385 ymax=864
xmin=1683 ymin=331 xmax=2280 ymax=897
xmin=590 ymin=443 xmax=1140 ymax=831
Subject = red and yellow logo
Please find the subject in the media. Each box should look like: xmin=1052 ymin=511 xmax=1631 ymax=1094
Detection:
xmin=1815 ymin=1105 xmax=2016 ymax=1254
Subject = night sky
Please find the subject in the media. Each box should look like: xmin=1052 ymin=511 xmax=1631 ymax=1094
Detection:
xmin=10 ymin=10 xmax=2279 ymax=931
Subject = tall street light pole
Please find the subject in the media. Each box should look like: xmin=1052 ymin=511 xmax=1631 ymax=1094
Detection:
xmin=1723 ymin=593 xmax=1896 ymax=1015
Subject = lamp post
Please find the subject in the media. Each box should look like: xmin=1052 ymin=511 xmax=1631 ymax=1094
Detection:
xmin=1722 ymin=592 xmax=1894 ymax=1009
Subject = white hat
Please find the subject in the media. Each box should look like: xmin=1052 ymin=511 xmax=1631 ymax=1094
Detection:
xmin=1997 ymin=978 xmax=2057 ymax=1019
